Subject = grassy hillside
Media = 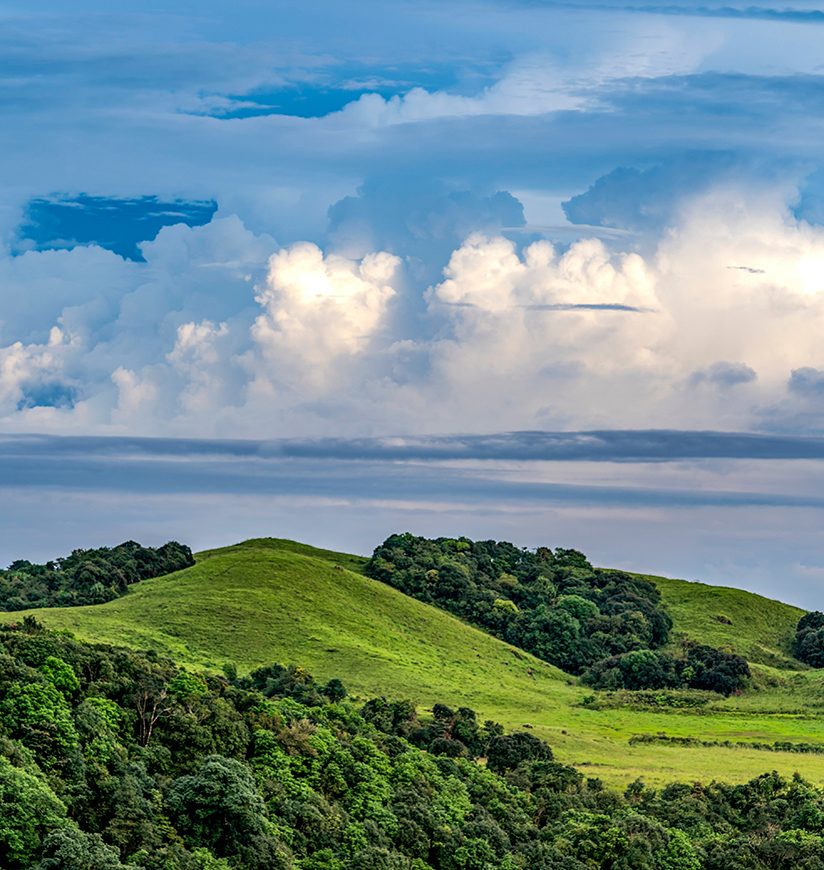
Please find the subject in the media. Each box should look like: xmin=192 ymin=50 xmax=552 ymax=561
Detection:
xmin=6 ymin=537 xmax=824 ymax=788
xmin=2 ymin=537 xmax=581 ymax=727
xmin=640 ymin=572 xmax=805 ymax=669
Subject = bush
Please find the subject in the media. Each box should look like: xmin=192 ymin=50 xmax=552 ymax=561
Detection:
xmin=486 ymin=732 xmax=553 ymax=773
xmin=794 ymin=612 xmax=824 ymax=667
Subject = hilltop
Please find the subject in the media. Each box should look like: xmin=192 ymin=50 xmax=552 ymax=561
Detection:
xmin=6 ymin=537 xmax=824 ymax=788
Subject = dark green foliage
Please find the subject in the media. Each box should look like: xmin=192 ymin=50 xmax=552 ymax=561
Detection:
xmin=0 ymin=541 xmax=194 ymax=611
xmin=366 ymin=534 xmax=747 ymax=694
xmin=362 ymin=698 xmax=509 ymax=761
xmin=486 ymin=732 xmax=553 ymax=773
xmin=241 ymin=663 xmax=329 ymax=706
xmin=582 ymin=650 xmax=682 ymax=691
xmin=322 ymin=679 xmax=347 ymax=702
xmin=365 ymin=533 xmax=673 ymax=677
xmin=2 ymin=623 xmax=824 ymax=868
xmin=35 ymin=827 xmax=136 ymax=870
xmin=794 ymin=612 xmax=824 ymax=667
xmin=168 ymin=755 xmax=288 ymax=868
xmin=684 ymin=644 xmax=751 ymax=695
xmin=582 ymin=645 xmax=750 ymax=696
xmin=0 ymin=757 xmax=67 ymax=868
xmin=630 ymin=733 xmax=824 ymax=755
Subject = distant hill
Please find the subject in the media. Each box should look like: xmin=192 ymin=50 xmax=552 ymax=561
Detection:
xmin=6 ymin=537 xmax=824 ymax=788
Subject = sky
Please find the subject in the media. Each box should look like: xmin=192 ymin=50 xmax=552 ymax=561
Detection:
xmin=4 ymin=1 xmax=824 ymax=604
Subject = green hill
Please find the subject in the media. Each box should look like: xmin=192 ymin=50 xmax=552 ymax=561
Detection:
xmin=639 ymin=572 xmax=805 ymax=669
xmin=6 ymin=537 xmax=824 ymax=788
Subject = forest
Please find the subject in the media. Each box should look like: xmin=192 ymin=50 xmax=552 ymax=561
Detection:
xmin=4 ymin=620 xmax=824 ymax=869
xmin=0 ymin=541 xmax=195 ymax=611
xmin=365 ymin=535 xmax=750 ymax=694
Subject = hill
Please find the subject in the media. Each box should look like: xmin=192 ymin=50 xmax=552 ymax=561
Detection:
xmin=6 ymin=537 xmax=824 ymax=788
xmin=639 ymin=572 xmax=805 ymax=669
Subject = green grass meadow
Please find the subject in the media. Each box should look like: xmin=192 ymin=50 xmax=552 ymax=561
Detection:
xmin=6 ymin=537 xmax=824 ymax=788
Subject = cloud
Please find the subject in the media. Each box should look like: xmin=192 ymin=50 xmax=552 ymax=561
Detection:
xmin=6 ymin=432 xmax=824 ymax=514
xmin=788 ymin=367 xmax=824 ymax=396
xmin=331 ymin=28 xmax=710 ymax=128
xmin=335 ymin=57 xmax=583 ymax=126
xmin=327 ymin=176 xmax=524 ymax=269
xmin=690 ymin=361 xmax=757 ymax=388
xmin=417 ymin=233 xmax=660 ymax=430
xmin=247 ymin=242 xmax=400 ymax=394
xmin=4 ymin=180 xmax=824 ymax=436
xmin=0 ymin=327 xmax=77 ymax=415
xmin=562 ymin=154 xmax=738 ymax=232
xmin=550 ymin=3 xmax=824 ymax=24
xmin=11 ymin=428 xmax=824 ymax=463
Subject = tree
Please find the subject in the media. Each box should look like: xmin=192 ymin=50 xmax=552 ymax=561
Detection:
xmin=0 ymin=758 xmax=67 ymax=869
xmin=486 ymin=732 xmax=553 ymax=774
xmin=39 ymin=656 xmax=80 ymax=697
xmin=685 ymin=645 xmax=750 ymax=695
xmin=168 ymin=755 xmax=284 ymax=866
xmin=656 ymin=829 xmax=701 ymax=870
xmin=794 ymin=613 xmax=824 ymax=667
xmin=0 ymin=682 xmax=79 ymax=762
xmin=322 ymin=678 xmax=347 ymax=702
xmin=133 ymin=677 xmax=170 ymax=747
xmin=796 ymin=628 xmax=824 ymax=668
xmin=35 ymin=827 xmax=136 ymax=870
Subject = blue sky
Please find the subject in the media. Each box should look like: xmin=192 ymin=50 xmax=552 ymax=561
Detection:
xmin=4 ymin=1 xmax=824 ymax=602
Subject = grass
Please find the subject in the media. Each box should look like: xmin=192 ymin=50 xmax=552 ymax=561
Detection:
xmin=639 ymin=571 xmax=805 ymax=669
xmin=5 ymin=537 xmax=824 ymax=789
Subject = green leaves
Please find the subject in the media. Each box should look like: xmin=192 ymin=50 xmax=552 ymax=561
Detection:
xmin=0 ymin=682 xmax=79 ymax=761
xmin=0 ymin=540 xmax=195 ymax=612
xmin=0 ymin=758 xmax=66 ymax=868
xmin=39 ymin=657 xmax=79 ymax=697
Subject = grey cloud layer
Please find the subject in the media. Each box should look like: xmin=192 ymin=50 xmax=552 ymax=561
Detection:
xmin=10 ymin=429 xmax=824 ymax=463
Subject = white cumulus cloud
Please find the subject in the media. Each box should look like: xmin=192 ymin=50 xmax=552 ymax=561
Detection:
xmin=2 ymin=182 xmax=824 ymax=436
xmin=249 ymin=242 xmax=400 ymax=391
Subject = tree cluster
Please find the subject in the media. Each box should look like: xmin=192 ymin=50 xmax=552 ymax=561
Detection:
xmin=365 ymin=535 xmax=748 ymax=693
xmin=365 ymin=534 xmax=672 ymax=676
xmin=1 ymin=623 xmax=824 ymax=869
xmin=794 ymin=612 xmax=824 ymax=667
xmin=0 ymin=541 xmax=195 ymax=611
xmin=360 ymin=698 xmax=550 ymax=771
xmin=582 ymin=644 xmax=750 ymax=696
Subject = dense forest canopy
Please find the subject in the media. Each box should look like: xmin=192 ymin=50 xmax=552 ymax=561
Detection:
xmin=2 ymin=621 xmax=824 ymax=869
xmin=0 ymin=541 xmax=194 ymax=611
xmin=365 ymin=534 xmax=750 ymax=694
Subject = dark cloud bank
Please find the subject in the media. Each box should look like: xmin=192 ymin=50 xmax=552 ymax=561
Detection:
xmin=3 ymin=430 xmax=824 ymax=511
xmin=7 ymin=429 xmax=824 ymax=463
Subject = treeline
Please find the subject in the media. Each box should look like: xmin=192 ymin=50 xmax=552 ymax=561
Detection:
xmin=582 ymin=644 xmax=751 ymax=696
xmin=0 ymin=540 xmax=194 ymax=610
xmin=365 ymin=534 xmax=750 ymax=694
xmin=630 ymin=733 xmax=824 ymax=755
xmin=4 ymin=623 xmax=824 ymax=868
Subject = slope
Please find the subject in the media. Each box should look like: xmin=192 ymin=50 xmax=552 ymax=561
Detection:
xmin=6 ymin=537 xmax=824 ymax=788
xmin=3 ymin=537 xmax=579 ymax=723
xmin=640 ymin=572 xmax=805 ymax=669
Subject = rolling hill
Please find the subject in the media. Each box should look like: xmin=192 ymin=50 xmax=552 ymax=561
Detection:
xmin=639 ymin=571 xmax=805 ymax=669
xmin=5 ymin=537 xmax=824 ymax=788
